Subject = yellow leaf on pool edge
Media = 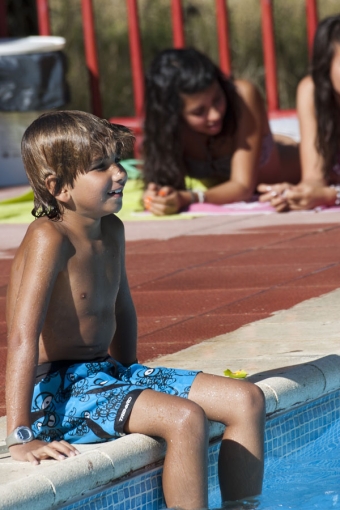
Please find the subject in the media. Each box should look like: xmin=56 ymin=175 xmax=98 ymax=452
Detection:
xmin=223 ymin=369 xmax=248 ymax=379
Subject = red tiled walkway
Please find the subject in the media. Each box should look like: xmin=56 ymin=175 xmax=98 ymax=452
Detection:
xmin=127 ymin=224 xmax=340 ymax=361
xmin=1 ymin=221 xmax=340 ymax=416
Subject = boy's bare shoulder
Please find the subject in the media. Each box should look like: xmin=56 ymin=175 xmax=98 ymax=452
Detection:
xmin=25 ymin=217 xmax=68 ymax=242
xmin=102 ymin=213 xmax=125 ymax=240
xmin=19 ymin=217 xmax=73 ymax=262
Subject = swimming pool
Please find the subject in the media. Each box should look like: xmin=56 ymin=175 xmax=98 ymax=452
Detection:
xmin=61 ymin=388 xmax=340 ymax=510
xmin=210 ymin=390 xmax=340 ymax=509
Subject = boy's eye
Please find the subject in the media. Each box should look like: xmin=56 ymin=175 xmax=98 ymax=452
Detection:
xmin=90 ymin=159 xmax=107 ymax=171
xmin=96 ymin=163 xmax=107 ymax=171
xmin=90 ymin=153 xmax=121 ymax=171
xmin=93 ymin=162 xmax=108 ymax=172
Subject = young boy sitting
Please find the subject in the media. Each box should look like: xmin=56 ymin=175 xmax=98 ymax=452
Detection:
xmin=5 ymin=110 xmax=265 ymax=510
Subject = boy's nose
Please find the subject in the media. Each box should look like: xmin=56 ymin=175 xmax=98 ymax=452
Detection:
xmin=112 ymin=164 xmax=127 ymax=183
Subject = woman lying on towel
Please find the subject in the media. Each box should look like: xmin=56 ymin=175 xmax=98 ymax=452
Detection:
xmin=142 ymin=47 xmax=300 ymax=216
xmin=259 ymin=14 xmax=340 ymax=212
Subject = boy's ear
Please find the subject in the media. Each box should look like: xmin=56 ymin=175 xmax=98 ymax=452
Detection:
xmin=45 ymin=175 xmax=71 ymax=204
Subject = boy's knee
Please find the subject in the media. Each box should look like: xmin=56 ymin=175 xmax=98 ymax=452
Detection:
xmin=223 ymin=382 xmax=265 ymax=427
xmin=241 ymin=382 xmax=266 ymax=419
xmin=172 ymin=400 xmax=208 ymax=438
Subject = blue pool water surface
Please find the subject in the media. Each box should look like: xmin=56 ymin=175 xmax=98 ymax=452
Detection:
xmin=210 ymin=416 xmax=340 ymax=509
xmin=62 ymin=390 xmax=340 ymax=510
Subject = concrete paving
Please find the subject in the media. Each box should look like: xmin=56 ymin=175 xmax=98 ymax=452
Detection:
xmin=148 ymin=288 xmax=340 ymax=380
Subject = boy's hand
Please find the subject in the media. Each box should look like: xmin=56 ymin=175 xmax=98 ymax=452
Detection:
xmin=10 ymin=439 xmax=80 ymax=465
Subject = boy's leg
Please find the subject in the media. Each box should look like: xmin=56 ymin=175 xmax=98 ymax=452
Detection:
xmin=188 ymin=373 xmax=265 ymax=504
xmin=125 ymin=389 xmax=209 ymax=510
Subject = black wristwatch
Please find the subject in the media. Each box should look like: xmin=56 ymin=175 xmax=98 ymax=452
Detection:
xmin=5 ymin=426 xmax=34 ymax=448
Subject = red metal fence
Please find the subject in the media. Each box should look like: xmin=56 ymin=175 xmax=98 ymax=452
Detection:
xmin=0 ymin=0 xmax=319 ymax=130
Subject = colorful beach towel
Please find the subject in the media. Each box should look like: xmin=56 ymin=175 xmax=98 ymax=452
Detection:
xmin=1 ymin=159 xmax=340 ymax=223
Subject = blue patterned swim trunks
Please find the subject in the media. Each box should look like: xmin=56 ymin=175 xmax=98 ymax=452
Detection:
xmin=31 ymin=357 xmax=200 ymax=444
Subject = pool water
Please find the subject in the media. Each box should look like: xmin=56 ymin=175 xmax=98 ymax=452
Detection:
xmin=61 ymin=390 xmax=340 ymax=510
xmin=210 ymin=416 xmax=340 ymax=509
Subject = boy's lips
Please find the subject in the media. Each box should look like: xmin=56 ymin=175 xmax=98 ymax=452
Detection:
xmin=108 ymin=187 xmax=124 ymax=197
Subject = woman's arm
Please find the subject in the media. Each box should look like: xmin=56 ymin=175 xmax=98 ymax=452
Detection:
xmin=204 ymin=80 xmax=264 ymax=204
xmin=144 ymin=80 xmax=265 ymax=214
xmin=258 ymin=76 xmax=338 ymax=211
xmin=284 ymin=76 xmax=338 ymax=209
xmin=297 ymin=76 xmax=325 ymax=185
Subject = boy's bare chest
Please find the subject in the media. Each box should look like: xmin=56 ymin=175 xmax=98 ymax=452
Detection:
xmin=59 ymin=244 xmax=121 ymax=314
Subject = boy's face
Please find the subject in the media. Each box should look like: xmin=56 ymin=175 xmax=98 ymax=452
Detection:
xmin=64 ymin=153 xmax=127 ymax=218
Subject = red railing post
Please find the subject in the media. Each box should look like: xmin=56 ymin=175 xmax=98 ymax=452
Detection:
xmin=215 ymin=0 xmax=231 ymax=76
xmin=81 ymin=0 xmax=102 ymax=118
xmin=36 ymin=0 xmax=51 ymax=35
xmin=171 ymin=0 xmax=185 ymax=48
xmin=0 ymin=0 xmax=8 ymax=37
xmin=260 ymin=0 xmax=279 ymax=112
xmin=126 ymin=0 xmax=144 ymax=119
xmin=305 ymin=0 xmax=318 ymax=59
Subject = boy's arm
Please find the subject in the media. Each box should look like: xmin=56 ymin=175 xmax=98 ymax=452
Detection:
xmin=108 ymin=219 xmax=137 ymax=365
xmin=6 ymin=223 xmax=79 ymax=464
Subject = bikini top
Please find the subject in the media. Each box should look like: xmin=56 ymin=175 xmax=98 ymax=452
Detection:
xmin=185 ymin=154 xmax=232 ymax=182
xmin=185 ymin=132 xmax=274 ymax=183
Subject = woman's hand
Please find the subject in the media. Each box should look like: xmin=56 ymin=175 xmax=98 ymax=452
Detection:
xmin=284 ymin=183 xmax=336 ymax=210
xmin=257 ymin=183 xmax=292 ymax=212
xmin=143 ymin=183 xmax=190 ymax=215
xmin=10 ymin=439 xmax=80 ymax=465
xmin=258 ymin=182 xmax=336 ymax=211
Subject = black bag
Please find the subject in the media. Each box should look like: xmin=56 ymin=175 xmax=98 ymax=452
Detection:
xmin=0 ymin=50 xmax=69 ymax=111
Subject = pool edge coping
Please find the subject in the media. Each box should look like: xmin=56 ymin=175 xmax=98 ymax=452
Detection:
xmin=0 ymin=354 xmax=339 ymax=509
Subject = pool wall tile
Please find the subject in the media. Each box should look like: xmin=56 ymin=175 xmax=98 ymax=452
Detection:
xmin=61 ymin=389 xmax=340 ymax=510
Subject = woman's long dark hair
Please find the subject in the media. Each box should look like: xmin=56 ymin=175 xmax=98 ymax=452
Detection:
xmin=312 ymin=15 xmax=340 ymax=178
xmin=143 ymin=48 xmax=238 ymax=189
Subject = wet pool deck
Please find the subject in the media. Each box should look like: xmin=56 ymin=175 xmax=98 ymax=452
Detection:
xmin=0 ymin=191 xmax=340 ymax=507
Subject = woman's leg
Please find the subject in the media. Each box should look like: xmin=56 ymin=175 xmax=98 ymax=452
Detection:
xmin=188 ymin=373 xmax=266 ymax=504
xmin=126 ymin=389 xmax=209 ymax=509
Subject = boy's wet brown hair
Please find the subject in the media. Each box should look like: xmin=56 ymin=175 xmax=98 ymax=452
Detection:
xmin=21 ymin=110 xmax=135 ymax=220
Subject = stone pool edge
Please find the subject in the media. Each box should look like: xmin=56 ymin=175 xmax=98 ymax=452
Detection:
xmin=0 ymin=354 xmax=339 ymax=510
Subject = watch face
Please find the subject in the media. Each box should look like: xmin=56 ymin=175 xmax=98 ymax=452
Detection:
xmin=17 ymin=427 xmax=32 ymax=441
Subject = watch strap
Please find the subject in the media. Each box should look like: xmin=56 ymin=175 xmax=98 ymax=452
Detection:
xmin=5 ymin=426 xmax=34 ymax=448
xmin=0 ymin=444 xmax=9 ymax=454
